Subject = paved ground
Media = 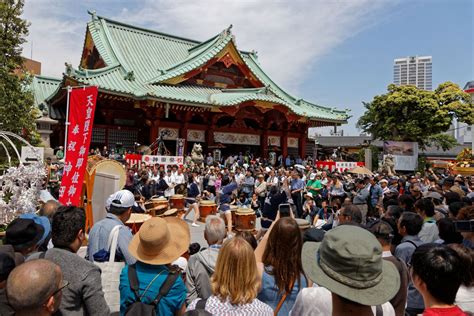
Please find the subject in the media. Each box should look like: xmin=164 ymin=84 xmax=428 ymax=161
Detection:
xmin=183 ymin=209 xmax=262 ymax=248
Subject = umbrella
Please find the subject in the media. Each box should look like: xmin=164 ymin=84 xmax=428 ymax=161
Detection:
xmin=348 ymin=166 xmax=374 ymax=176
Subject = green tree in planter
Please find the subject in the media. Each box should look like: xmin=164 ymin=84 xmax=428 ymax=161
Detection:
xmin=0 ymin=0 xmax=40 ymax=145
xmin=357 ymin=83 xmax=474 ymax=151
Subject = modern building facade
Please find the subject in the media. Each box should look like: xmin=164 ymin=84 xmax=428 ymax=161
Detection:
xmin=393 ymin=56 xmax=432 ymax=90
xmin=455 ymin=81 xmax=474 ymax=144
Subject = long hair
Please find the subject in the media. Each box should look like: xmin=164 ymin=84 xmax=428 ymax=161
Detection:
xmin=262 ymin=217 xmax=306 ymax=294
xmin=211 ymin=237 xmax=260 ymax=305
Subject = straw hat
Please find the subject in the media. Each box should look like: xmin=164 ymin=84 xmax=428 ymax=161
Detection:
xmin=128 ymin=217 xmax=190 ymax=265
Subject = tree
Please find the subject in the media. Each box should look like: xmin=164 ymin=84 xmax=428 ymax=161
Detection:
xmin=0 ymin=0 xmax=40 ymax=145
xmin=357 ymin=83 xmax=474 ymax=151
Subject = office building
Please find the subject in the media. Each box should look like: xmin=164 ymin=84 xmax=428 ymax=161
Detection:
xmin=393 ymin=56 xmax=432 ymax=90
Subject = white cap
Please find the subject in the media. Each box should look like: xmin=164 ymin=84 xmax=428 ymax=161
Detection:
xmin=107 ymin=190 xmax=137 ymax=209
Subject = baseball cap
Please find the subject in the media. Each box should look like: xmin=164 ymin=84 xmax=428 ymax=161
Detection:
xmin=107 ymin=190 xmax=137 ymax=209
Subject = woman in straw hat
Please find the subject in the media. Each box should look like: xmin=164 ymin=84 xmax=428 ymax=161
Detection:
xmin=186 ymin=237 xmax=273 ymax=315
xmin=119 ymin=217 xmax=190 ymax=315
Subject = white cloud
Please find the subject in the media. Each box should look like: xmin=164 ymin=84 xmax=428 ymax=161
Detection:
xmin=22 ymin=0 xmax=393 ymax=93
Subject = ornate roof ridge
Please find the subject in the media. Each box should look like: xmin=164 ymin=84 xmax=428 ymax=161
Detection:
xmin=88 ymin=11 xmax=201 ymax=45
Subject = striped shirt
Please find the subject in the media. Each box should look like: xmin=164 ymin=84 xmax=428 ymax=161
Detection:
xmin=187 ymin=295 xmax=273 ymax=315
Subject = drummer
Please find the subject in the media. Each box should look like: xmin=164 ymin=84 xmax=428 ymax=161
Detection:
xmin=201 ymin=190 xmax=216 ymax=202
xmin=183 ymin=174 xmax=201 ymax=227
xmin=218 ymin=176 xmax=238 ymax=235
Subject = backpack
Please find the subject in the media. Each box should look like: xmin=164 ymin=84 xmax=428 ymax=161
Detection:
xmin=125 ymin=264 xmax=179 ymax=316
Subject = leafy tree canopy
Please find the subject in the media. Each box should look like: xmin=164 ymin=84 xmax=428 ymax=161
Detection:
xmin=0 ymin=0 xmax=40 ymax=145
xmin=357 ymin=83 xmax=474 ymax=151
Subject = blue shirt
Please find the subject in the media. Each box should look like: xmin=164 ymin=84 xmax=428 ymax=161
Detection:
xmin=369 ymin=184 xmax=383 ymax=207
xmin=290 ymin=178 xmax=304 ymax=191
xmin=87 ymin=213 xmax=136 ymax=265
xmin=120 ymin=262 xmax=186 ymax=315
xmin=219 ymin=182 xmax=238 ymax=205
xmin=257 ymin=267 xmax=307 ymax=315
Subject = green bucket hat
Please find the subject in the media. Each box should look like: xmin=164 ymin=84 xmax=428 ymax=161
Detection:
xmin=302 ymin=225 xmax=400 ymax=306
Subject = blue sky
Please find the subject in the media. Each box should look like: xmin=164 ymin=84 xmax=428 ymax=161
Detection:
xmin=22 ymin=0 xmax=473 ymax=135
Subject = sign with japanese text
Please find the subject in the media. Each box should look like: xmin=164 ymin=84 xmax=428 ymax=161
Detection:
xmin=58 ymin=86 xmax=98 ymax=206
xmin=315 ymin=161 xmax=365 ymax=172
xmin=142 ymin=155 xmax=184 ymax=167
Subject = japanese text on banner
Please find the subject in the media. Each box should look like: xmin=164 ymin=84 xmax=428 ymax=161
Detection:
xmin=58 ymin=87 xmax=98 ymax=206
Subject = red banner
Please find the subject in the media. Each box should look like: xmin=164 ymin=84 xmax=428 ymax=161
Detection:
xmin=59 ymin=87 xmax=98 ymax=206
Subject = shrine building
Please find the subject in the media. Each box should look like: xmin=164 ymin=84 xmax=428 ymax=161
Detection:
xmin=32 ymin=11 xmax=350 ymax=159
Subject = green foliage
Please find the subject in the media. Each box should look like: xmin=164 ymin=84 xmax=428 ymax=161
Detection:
xmin=416 ymin=156 xmax=431 ymax=173
xmin=0 ymin=0 xmax=40 ymax=145
xmin=357 ymin=83 xmax=474 ymax=150
xmin=357 ymin=145 xmax=380 ymax=171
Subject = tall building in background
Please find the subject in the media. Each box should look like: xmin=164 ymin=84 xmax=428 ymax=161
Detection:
xmin=393 ymin=56 xmax=432 ymax=90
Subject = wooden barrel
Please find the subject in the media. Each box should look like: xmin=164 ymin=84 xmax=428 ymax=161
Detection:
xmin=170 ymin=194 xmax=185 ymax=211
xmin=235 ymin=208 xmax=256 ymax=232
xmin=144 ymin=196 xmax=169 ymax=216
xmin=125 ymin=213 xmax=151 ymax=234
xmin=199 ymin=200 xmax=217 ymax=223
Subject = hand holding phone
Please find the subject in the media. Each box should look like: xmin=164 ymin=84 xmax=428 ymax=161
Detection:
xmin=279 ymin=203 xmax=291 ymax=218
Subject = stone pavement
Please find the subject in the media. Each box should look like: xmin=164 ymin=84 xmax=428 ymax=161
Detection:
xmin=183 ymin=209 xmax=262 ymax=248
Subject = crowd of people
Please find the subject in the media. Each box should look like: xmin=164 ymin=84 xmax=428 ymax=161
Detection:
xmin=1 ymin=150 xmax=473 ymax=315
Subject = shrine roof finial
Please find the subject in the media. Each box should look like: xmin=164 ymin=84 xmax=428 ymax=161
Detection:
xmin=88 ymin=10 xmax=97 ymax=20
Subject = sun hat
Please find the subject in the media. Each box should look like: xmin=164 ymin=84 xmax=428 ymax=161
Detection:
xmin=304 ymin=192 xmax=314 ymax=200
xmin=19 ymin=213 xmax=51 ymax=246
xmin=108 ymin=190 xmax=138 ymax=209
xmin=128 ymin=217 xmax=190 ymax=265
xmin=424 ymin=191 xmax=443 ymax=202
xmin=302 ymin=225 xmax=400 ymax=306
xmin=5 ymin=218 xmax=44 ymax=251
xmin=379 ymin=179 xmax=388 ymax=184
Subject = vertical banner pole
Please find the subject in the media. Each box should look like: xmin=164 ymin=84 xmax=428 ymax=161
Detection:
xmin=63 ymin=86 xmax=72 ymax=161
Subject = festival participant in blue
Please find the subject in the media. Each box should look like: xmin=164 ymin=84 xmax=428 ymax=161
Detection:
xmin=219 ymin=176 xmax=238 ymax=235
xmin=183 ymin=174 xmax=201 ymax=227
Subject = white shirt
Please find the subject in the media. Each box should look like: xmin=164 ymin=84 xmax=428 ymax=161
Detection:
xmin=173 ymin=173 xmax=185 ymax=185
xmin=290 ymin=286 xmax=395 ymax=316
xmin=455 ymin=285 xmax=474 ymax=313
xmin=163 ymin=175 xmax=175 ymax=197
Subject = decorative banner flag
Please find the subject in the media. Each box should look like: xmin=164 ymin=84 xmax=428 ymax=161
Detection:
xmin=58 ymin=87 xmax=98 ymax=206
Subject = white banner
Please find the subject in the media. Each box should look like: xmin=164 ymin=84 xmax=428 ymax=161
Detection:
xmin=142 ymin=155 xmax=184 ymax=166
xmin=383 ymin=141 xmax=418 ymax=171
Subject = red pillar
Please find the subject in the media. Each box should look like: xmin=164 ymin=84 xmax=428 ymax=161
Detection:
xmin=282 ymin=132 xmax=288 ymax=159
xmin=150 ymin=120 xmax=159 ymax=144
xmin=299 ymin=135 xmax=307 ymax=159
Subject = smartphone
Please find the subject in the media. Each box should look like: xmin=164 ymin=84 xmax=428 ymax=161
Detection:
xmin=455 ymin=220 xmax=474 ymax=232
xmin=279 ymin=203 xmax=291 ymax=218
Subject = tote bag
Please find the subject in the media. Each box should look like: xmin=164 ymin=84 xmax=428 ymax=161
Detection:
xmin=95 ymin=225 xmax=125 ymax=315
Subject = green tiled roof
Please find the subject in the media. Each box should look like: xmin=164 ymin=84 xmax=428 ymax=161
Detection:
xmin=31 ymin=75 xmax=62 ymax=108
xmin=36 ymin=12 xmax=349 ymax=123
